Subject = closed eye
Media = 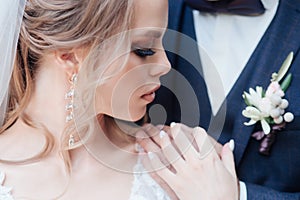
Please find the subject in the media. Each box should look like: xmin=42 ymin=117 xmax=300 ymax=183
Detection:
xmin=133 ymin=48 xmax=156 ymax=58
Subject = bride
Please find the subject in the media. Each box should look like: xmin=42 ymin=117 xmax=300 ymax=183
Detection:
xmin=0 ymin=0 xmax=173 ymax=199
xmin=0 ymin=0 xmax=238 ymax=199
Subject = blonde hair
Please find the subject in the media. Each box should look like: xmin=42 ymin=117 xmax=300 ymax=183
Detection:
xmin=0 ymin=0 xmax=135 ymax=169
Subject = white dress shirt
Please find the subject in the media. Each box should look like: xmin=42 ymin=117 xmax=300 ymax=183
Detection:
xmin=192 ymin=1 xmax=279 ymax=199
xmin=193 ymin=0 xmax=279 ymax=115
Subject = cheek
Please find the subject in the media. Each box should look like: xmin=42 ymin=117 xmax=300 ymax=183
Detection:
xmin=95 ymin=82 xmax=146 ymax=121
xmin=96 ymin=69 xmax=145 ymax=120
xmin=109 ymin=57 xmax=149 ymax=100
xmin=94 ymin=62 xmax=148 ymax=120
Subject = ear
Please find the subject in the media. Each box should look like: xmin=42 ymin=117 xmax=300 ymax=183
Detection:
xmin=55 ymin=51 xmax=79 ymax=77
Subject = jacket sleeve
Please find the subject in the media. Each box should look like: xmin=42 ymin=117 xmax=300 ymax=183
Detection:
xmin=246 ymin=182 xmax=300 ymax=200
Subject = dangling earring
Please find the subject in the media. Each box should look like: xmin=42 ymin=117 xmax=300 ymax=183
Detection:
xmin=65 ymin=73 xmax=78 ymax=148
xmin=68 ymin=134 xmax=75 ymax=147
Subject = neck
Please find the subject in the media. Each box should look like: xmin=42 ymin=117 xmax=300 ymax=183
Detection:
xmin=25 ymin=54 xmax=69 ymax=137
xmin=70 ymin=116 xmax=138 ymax=172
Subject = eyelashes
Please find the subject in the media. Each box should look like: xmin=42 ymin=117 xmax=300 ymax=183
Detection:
xmin=133 ymin=48 xmax=156 ymax=58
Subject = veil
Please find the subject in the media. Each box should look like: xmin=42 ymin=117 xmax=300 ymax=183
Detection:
xmin=0 ymin=0 xmax=26 ymax=126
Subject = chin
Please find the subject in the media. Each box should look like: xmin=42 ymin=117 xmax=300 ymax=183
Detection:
xmin=120 ymin=107 xmax=147 ymax=122
xmin=102 ymin=108 xmax=146 ymax=122
xmin=124 ymin=111 xmax=146 ymax=122
xmin=131 ymin=107 xmax=147 ymax=121
xmin=106 ymin=113 xmax=147 ymax=129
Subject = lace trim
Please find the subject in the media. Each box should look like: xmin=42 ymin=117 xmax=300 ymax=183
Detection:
xmin=0 ymin=160 xmax=170 ymax=200
xmin=129 ymin=157 xmax=170 ymax=200
xmin=0 ymin=171 xmax=14 ymax=200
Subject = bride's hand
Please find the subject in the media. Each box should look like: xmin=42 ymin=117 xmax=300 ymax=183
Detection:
xmin=136 ymin=123 xmax=239 ymax=200
xmin=137 ymin=123 xmax=223 ymax=158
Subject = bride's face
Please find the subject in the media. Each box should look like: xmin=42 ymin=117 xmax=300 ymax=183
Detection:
xmin=95 ymin=0 xmax=170 ymax=121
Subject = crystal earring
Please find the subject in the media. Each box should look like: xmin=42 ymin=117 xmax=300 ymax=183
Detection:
xmin=68 ymin=134 xmax=75 ymax=147
xmin=65 ymin=73 xmax=77 ymax=148
xmin=65 ymin=73 xmax=77 ymax=122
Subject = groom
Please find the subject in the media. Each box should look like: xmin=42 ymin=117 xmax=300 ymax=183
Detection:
xmin=149 ymin=0 xmax=300 ymax=199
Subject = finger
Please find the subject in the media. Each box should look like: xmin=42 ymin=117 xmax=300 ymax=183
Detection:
xmin=136 ymin=129 xmax=161 ymax=153
xmin=142 ymin=123 xmax=162 ymax=146
xmin=161 ymin=125 xmax=171 ymax=135
xmin=152 ymin=125 xmax=174 ymax=148
xmin=221 ymin=140 xmax=236 ymax=177
xmin=169 ymin=123 xmax=198 ymax=162
xmin=193 ymin=127 xmax=219 ymax=160
xmin=173 ymin=123 xmax=223 ymax=159
xmin=143 ymin=152 xmax=178 ymax=191
xmin=160 ymin=130 xmax=186 ymax=171
xmin=136 ymin=129 xmax=171 ymax=167
xmin=145 ymin=151 xmax=177 ymax=179
xmin=140 ymin=150 xmax=175 ymax=174
xmin=144 ymin=151 xmax=166 ymax=171
xmin=213 ymin=139 xmax=223 ymax=157
xmin=171 ymin=123 xmax=199 ymax=152
xmin=141 ymin=124 xmax=173 ymax=150
xmin=147 ymin=171 xmax=179 ymax=200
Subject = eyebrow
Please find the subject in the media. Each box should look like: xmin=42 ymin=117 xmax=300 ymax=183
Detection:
xmin=145 ymin=30 xmax=163 ymax=38
xmin=134 ymin=30 xmax=164 ymax=38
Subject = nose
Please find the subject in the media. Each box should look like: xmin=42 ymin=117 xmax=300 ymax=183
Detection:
xmin=150 ymin=50 xmax=171 ymax=77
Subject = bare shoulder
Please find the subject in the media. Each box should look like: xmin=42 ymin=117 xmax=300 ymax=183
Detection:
xmin=0 ymin=120 xmax=47 ymax=164
xmin=0 ymin=124 xmax=66 ymax=199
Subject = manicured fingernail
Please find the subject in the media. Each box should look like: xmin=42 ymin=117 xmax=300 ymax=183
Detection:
xmin=156 ymin=124 xmax=164 ymax=129
xmin=170 ymin=122 xmax=176 ymax=128
xmin=159 ymin=130 xmax=167 ymax=138
xmin=148 ymin=152 xmax=154 ymax=160
xmin=229 ymin=139 xmax=235 ymax=151
xmin=135 ymin=143 xmax=143 ymax=152
xmin=66 ymin=60 xmax=75 ymax=67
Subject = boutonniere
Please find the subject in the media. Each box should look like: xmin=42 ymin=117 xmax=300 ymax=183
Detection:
xmin=242 ymin=52 xmax=294 ymax=156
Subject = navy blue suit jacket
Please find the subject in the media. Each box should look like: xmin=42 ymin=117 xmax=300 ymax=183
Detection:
xmin=151 ymin=0 xmax=300 ymax=199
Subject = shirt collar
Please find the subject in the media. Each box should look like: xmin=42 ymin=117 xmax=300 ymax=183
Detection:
xmin=261 ymin=0 xmax=279 ymax=10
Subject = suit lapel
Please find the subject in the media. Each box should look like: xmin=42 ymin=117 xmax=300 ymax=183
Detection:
xmin=165 ymin=0 xmax=213 ymax=128
xmin=227 ymin=0 xmax=300 ymax=165
xmin=168 ymin=0 xmax=185 ymax=31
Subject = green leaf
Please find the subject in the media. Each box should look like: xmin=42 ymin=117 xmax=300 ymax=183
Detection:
xmin=265 ymin=117 xmax=274 ymax=125
xmin=280 ymin=73 xmax=292 ymax=92
xmin=273 ymin=52 xmax=293 ymax=82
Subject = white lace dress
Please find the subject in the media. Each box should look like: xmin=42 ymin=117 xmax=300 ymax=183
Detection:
xmin=0 ymin=172 xmax=13 ymax=200
xmin=129 ymin=158 xmax=170 ymax=200
xmin=0 ymin=161 xmax=170 ymax=200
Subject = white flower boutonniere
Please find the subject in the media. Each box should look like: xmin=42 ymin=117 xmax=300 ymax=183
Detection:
xmin=242 ymin=52 xmax=294 ymax=155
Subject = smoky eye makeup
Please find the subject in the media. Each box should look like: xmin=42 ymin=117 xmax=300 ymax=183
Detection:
xmin=131 ymin=39 xmax=157 ymax=58
xmin=133 ymin=48 xmax=156 ymax=57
